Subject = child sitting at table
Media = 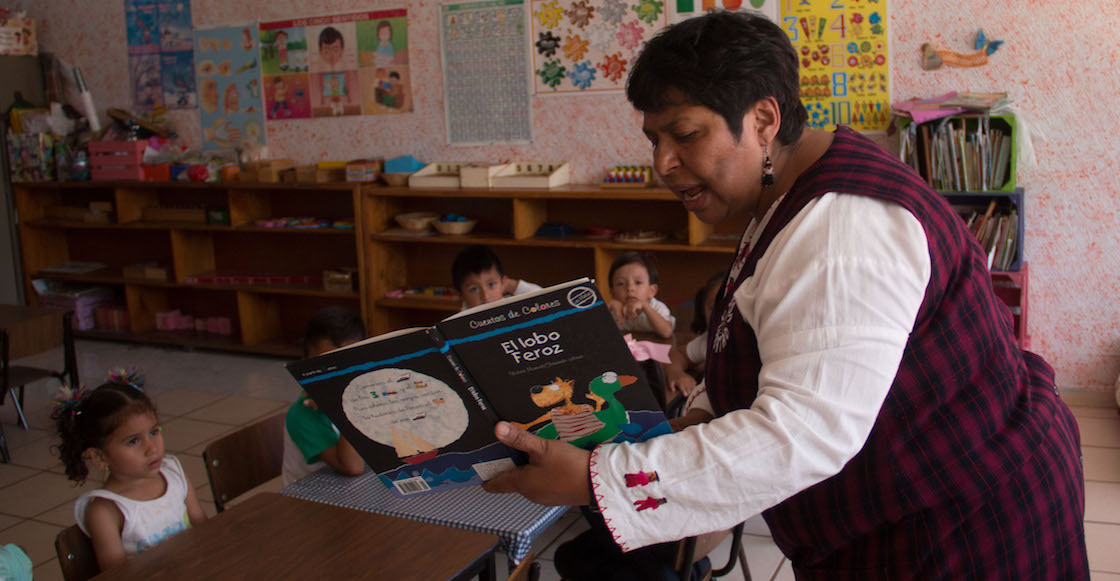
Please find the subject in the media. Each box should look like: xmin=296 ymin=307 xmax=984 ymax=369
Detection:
xmin=606 ymin=251 xmax=676 ymax=341
xmin=663 ymin=270 xmax=725 ymax=398
xmin=452 ymin=244 xmax=542 ymax=310
xmin=282 ymin=306 xmax=367 ymax=485
xmin=56 ymin=381 xmax=206 ymax=571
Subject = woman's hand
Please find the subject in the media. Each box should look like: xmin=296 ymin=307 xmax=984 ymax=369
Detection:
xmin=481 ymin=422 xmax=592 ymax=506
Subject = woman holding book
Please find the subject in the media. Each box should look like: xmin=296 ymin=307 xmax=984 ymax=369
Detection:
xmin=484 ymin=10 xmax=1089 ymax=580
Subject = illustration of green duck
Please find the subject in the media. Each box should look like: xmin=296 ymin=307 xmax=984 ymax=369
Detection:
xmin=517 ymin=371 xmax=639 ymax=449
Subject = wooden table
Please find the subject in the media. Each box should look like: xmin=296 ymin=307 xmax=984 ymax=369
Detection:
xmin=0 ymin=304 xmax=66 ymax=360
xmin=92 ymin=493 xmax=500 ymax=580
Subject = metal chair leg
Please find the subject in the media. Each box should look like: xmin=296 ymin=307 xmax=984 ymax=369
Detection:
xmin=9 ymin=388 xmax=28 ymax=430
xmin=0 ymin=420 xmax=10 ymax=463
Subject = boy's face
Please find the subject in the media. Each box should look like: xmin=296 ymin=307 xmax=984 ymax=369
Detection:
xmin=320 ymin=38 xmax=343 ymax=66
xmin=307 ymin=336 xmax=359 ymax=358
xmin=611 ymin=263 xmax=658 ymax=304
xmin=459 ymin=267 xmax=506 ymax=309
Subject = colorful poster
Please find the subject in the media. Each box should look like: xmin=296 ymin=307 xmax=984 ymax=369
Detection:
xmin=441 ymin=0 xmax=532 ymax=144
xmin=260 ymin=9 xmax=412 ymax=120
xmin=195 ymin=25 xmax=266 ymax=151
xmin=671 ymin=0 xmax=777 ymax=23
xmin=530 ymin=0 xmax=667 ymax=94
xmin=779 ymin=0 xmax=889 ymax=132
xmin=124 ymin=0 xmax=195 ymax=109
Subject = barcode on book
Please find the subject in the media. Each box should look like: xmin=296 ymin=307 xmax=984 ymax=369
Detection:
xmin=393 ymin=477 xmax=431 ymax=495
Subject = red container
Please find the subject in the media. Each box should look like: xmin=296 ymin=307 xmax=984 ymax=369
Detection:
xmin=142 ymin=163 xmax=171 ymax=181
xmin=89 ymin=141 xmax=146 ymax=181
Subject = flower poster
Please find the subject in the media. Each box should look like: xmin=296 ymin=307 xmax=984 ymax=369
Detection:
xmin=780 ymin=0 xmax=890 ymax=131
xmin=259 ymin=9 xmax=412 ymax=121
xmin=194 ymin=25 xmax=266 ymax=151
xmin=440 ymin=0 xmax=532 ymax=144
xmin=530 ymin=0 xmax=667 ymax=94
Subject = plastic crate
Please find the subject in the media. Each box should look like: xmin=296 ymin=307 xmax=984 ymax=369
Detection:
xmin=89 ymin=141 xmax=146 ymax=181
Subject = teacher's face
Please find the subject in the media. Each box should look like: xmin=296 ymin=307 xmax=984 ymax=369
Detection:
xmin=643 ymin=101 xmax=765 ymax=225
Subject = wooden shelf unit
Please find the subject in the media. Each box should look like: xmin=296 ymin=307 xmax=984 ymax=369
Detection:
xmin=14 ymin=181 xmax=365 ymax=357
xmin=363 ymin=185 xmax=743 ymax=335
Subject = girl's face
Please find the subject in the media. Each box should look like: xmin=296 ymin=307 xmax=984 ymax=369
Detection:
xmin=97 ymin=411 xmax=164 ymax=481
xmin=378 ymin=25 xmax=392 ymax=43
xmin=611 ymin=263 xmax=657 ymax=304
xmin=642 ymin=96 xmax=771 ymax=225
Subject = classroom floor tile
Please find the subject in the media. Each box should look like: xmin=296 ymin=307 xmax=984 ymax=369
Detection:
xmin=153 ymin=388 xmax=228 ymax=417
xmin=0 ymin=519 xmax=63 ymax=566
xmin=183 ymin=395 xmax=286 ymax=426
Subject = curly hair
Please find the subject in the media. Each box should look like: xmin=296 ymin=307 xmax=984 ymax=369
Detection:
xmin=53 ymin=382 xmax=158 ymax=484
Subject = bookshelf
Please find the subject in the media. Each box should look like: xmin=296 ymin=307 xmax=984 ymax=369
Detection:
xmin=943 ymin=189 xmax=1023 ymax=272
xmin=13 ymin=181 xmax=365 ymax=357
xmin=361 ymin=185 xmax=740 ymax=336
xmin=899 ymin=114 xmax=1017 ymax=193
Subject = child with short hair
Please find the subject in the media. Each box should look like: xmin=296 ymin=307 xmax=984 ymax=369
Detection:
xmin=452 ymin=244 xmax=541 ymax=310
xmin=663 ymin=271 xmax=725 ymax=397
xmin=281 ymin=306 xmax=367 ymax=485
xmin=56 ymin=382 xmax=206 ymax=571
xmin=606 ymin=251 xmax=675 ymax=341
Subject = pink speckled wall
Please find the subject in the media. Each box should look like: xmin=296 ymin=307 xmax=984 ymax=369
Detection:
xmin=23 ymin=0 xmax=1120 ymax=390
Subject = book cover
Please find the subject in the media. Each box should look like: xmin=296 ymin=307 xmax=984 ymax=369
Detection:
xmin=285 ymin=278 xmax=671 ymax=497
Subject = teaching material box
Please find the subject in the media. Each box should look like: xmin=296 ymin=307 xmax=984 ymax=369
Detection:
xmin=285 ymin=278 xmax=671 ymax=497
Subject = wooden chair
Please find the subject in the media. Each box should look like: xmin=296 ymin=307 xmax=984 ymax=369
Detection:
xmin=55 ymin=524 xmax=99 ymax=581
xmin=1 ymin=311 xmax=79 ymax=462
xmin=506 ymin=551 xmax=542 ymax=581
xmin=203 ymin=412 xmax=285 ymax=513
xmin=676 ymin=521 xmax=751 ymax=581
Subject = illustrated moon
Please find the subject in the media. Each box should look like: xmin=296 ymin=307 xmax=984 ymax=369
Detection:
xmin=341 ymin=368 xmax=469 ymax=449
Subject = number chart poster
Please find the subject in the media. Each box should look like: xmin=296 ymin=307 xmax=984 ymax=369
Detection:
xmin=530 ymin=0 xmax=667 ymax=94
xmin=780 ymin=0 xmax=889 ymax=132
xmin=441 ymin=0 xmax=532 ymax=145
xmin=260 ymin=9 xmax=412 ymax=121
xmin=194 ymin=25 xmax=266 ymax=151
xmin=124 ymin=0 xmax=196 ymax=109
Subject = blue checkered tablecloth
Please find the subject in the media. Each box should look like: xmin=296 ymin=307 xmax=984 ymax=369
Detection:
xmin=281 ymin=469 xmax=567 ymax=564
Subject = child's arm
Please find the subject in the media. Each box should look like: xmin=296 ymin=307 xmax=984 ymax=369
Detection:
xmin=637 ymin=301 xmax=674 ymax=340
xmin=607 ymin=299 xmax=626 ymax=328
xmin=85 ymin=498 xmax=128 ymax=571
xmin=184 ymin=477 xmax=207 ymax=525
xmin=663 ymin=344 xmax=698 ymax=396
xmin=317 ymin=435 xmax=366 ymax=476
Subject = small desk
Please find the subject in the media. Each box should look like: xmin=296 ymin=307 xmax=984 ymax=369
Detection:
xmin=283 ymin=468 xmax=567 ymax=565
xmin=92 ymin=492 xmax=500 ymax=580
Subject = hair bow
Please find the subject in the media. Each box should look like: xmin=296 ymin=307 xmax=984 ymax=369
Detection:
xmin=52 ymin=383 xmax=89 ymax=414
xmin=107 ymin=366 xmax=145 ymax=391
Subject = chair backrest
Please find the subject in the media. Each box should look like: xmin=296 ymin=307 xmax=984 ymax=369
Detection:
xmin=55 ymin=524 xmax=100 ymax=581
xmin=507 ymin=551 xmax=542 ymax=581
xmin=203 ymin=412 xmax=285 ymax=512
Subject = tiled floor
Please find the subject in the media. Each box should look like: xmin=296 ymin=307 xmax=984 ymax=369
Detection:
xmin=1 ymin=340 xmax=1117 ymax=580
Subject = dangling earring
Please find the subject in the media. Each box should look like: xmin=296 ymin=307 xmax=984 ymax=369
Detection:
xmin=761 ymin=146 xmax=775 ymax=186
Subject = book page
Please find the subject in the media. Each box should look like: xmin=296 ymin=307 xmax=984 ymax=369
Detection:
xmin=441 ymin=277 xmax=590 ymax=322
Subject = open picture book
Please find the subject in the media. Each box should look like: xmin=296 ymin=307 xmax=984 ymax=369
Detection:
xmin=285 ymin=277 xmax=672 ymax=497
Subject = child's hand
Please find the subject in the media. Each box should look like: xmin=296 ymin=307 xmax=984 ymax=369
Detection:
xmin=301 ymin=391 xmax=319 ymax=411
xmin=607 ymin=299 xmax=626 ymax=327
xmin=666 ymin=369 xmax=698 ymax=397
xmin=622 ymin=298 xmax=648 ymax=320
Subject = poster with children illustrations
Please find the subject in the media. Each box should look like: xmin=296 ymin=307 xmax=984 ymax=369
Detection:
xmin=530 ymin=0 xmax=667 ymax=94
xmin=441 ymin=0 xmax=532 ymax=144
xmin=779 ymin=0 xmax=890 ymax=132
xmin=195 ymin=25 xmax=266 ymax=151
xmin=260 ymin=10 xmax=412 ymax=120
xmin=124 ymin=0 xmax=195 ymax=109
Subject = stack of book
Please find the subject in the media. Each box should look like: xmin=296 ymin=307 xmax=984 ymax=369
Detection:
xmin=960 ymin=200 xmax=1018 ymax=271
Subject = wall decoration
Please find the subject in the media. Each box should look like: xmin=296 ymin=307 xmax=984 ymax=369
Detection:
xmin=124 ymin=0 xmax=196 ymax=109
xmin=440 ymin=0 xmax=532 ymax=144
xmin=530 ymin=0 xmax=667 ymax=94
xmin=260 ymin=9 xmax=411 ymax=121
xmin=670 ymin=0 xmax=777 ymax=23
xmin=195 ymin=24 xmax=267 ymax=151
xmin=780 ymin=0 xmax=889 ymax=132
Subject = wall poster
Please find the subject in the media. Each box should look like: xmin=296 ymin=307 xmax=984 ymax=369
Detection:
xmin=124 ymin=0 xmax=196 ymax=109
xmin=259 ymin=9 xmax=412 ymax=121
xmin=194 ymin=25 xmax=267 ymax=151
xmin=440 ymin=0 xmax=533 ymax=144
xmin=530 ymin=0 xmax=667 ymax=94
xmin=779 ymin=0 xmax=889 ymax=131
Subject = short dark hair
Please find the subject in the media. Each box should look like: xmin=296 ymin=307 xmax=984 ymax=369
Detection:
xmin=304 ymin=306 xmax=365 ymax=356
xmin=319 ymin=26 xmax=344 ymax=48
xmin=692 ymin=270 xmax=726 ymax=334
xmin=452 ymin=245 xmax=504 ymax=291
xmin=626 ymin=10 xmax=806 ymax=145
xmin=608 ymin=251 xmax=660 ymax=286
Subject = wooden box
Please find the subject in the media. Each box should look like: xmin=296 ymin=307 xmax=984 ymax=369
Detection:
xmin=296 ymin=164 xmax=347 ymax=183
xmin=123 ymin=262 xmax=169 ymax=281
xmin=243 ymin=159 xmax=294 ymax=183
xmin=408 ymin=162 xmax=464 ymax=188
xmin=460 ymin=163 xmax=510 ymax=188
xmin=323 ymin=267 xmax=359 ymax=293
xmin=89 ymin=141 xmax=146 ymax=181
xmin=141 ymin=207 xmax=207 ymax=223
xmin=491 ymin=162 xmax=571 ymax=189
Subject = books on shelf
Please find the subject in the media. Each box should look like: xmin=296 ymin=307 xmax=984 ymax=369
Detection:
xmin=899 ymin=115 xmax=1014 ymax=192
xmin=284 ymin=277 xmax=672 ymax=498
xmin=960 ymin=200 xmax=1018 ymax=271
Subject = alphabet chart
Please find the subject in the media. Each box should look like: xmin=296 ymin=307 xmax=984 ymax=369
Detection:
xmin=779 ymin=0 xmax=890 ymax=132
xmin=440 ymin=0 xmax=533 ymax=144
